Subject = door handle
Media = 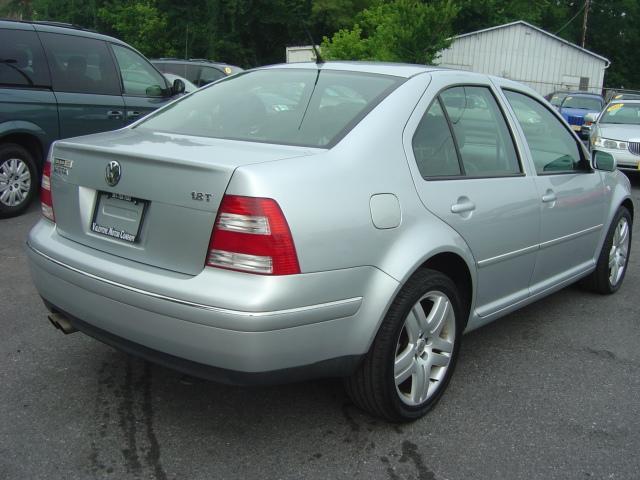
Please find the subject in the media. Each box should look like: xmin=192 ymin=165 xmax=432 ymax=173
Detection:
xmin=541 ymin=191 xmax=557 ymax=203
xmin=451 ymin=200 xmax=476 ymax=214
xmin=127 ymin=111 xmax=142 ymax=119
xmin=107 ymin=110 xmax=123 ymax=119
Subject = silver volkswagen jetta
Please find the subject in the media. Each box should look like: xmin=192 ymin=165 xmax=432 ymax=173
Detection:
xmin=27 ymin=63 xmax=633 ymax=421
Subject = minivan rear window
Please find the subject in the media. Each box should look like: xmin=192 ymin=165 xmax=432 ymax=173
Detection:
xmin=136 ymin=69 xmax=404 ymax=148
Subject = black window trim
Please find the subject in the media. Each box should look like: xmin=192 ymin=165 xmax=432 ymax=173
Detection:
xmin=501 ymin=88 xmax=594 ymax=177
xmin=437 ymin=95 xmax=466 ymax=176
xmin=413 ymin=82 xmax=526 ymax=181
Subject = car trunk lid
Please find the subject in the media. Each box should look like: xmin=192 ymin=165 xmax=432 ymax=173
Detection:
xmin=50 ymin=129 xmax=314 ymax=275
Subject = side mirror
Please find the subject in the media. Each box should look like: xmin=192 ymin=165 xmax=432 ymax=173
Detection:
xmin=172 ymin=78 xmax=186 ymax=95
xmin=145 ymin=85 xmax=164 ymax=97
xmin=584 ymin=112 xmax=599 ymax=123
xmin=593 ymin=150 xmax=616 ymax=172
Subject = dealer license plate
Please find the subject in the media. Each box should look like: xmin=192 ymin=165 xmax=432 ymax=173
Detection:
xmin=91 ymin=192 xmax=148 ymax=243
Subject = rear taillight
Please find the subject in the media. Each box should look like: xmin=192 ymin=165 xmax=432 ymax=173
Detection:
xmin=40 ymin=148 xmax=54 ymax=222
xmin=206 ymin=195 xmax=300 ymax=275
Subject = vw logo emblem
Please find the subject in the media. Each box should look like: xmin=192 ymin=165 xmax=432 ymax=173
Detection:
xmin=105 ymin=161 xmax=121 ymax=187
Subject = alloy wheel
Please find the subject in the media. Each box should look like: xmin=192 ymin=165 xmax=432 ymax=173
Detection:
xmin=609 ymin=216 xmax=630 ymax=287
xmin=0 ymin=158 xmax=32 ymax=207
xmin=394 ymin=291 xmax=456 ymax=406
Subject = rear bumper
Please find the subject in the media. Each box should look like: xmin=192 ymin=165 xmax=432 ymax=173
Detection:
xmin=43 ymin=301 xmax=363 ymax=385
xmin=27 ymin=219 xmax=399 ymax=381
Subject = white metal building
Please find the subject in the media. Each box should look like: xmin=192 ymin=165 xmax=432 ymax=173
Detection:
xmin=435 ymin=21 xmax=610 ymax=96
xmin=285 ymin=45 xmax=318 ymax=63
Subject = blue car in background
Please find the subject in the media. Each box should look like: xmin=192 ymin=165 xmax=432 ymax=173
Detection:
xmin=559 ymin=92 xmax=604 ymax=139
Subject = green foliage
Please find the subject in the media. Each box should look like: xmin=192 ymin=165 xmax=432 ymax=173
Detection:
xmin=322 ymin=0 xmax=459 ymax=64
xmin=586 ymin=0 xmax=640 ymax=88
xmin=98 ymin=1 xmax=172 ymax=57
xmin=3 ymin=0 xmax=100 ymax=28
xmin=311 ymin=0 xmax=376 ymax=32
xmin=1 ymin=0 xmax=639 ymax=88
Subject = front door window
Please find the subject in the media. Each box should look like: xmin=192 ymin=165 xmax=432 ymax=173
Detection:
xmin=111 ymin=45 xmax=167 ymax=97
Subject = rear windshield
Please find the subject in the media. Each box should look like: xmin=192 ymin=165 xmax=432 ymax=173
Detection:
xmin=136 ymin=69 xmax=404 ymax=148
xmin=561 ymin=95 xmax=602 ymax=111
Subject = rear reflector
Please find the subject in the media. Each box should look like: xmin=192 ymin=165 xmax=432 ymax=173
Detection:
xmin=41 ymin=148 xmax=54 ymax=222
xmin=206 ymin=195 xmax=300 ymax=275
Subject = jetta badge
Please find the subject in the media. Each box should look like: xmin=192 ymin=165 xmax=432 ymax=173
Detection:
xmin=105 ymin=161 xmax=121 ymax=187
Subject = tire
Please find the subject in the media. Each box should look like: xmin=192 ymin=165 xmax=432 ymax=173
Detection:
xmin=345 ymin=269 xmax=463 ymax=422
xmin=580 ymin=206 xmax=632 ymax=294
xmin=0 ymin=143 xmax=39 ymax=219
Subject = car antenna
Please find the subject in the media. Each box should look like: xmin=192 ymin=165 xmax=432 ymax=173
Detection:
xmin=303 ymin=24 xmax=324 ymax=65
xmin=296 ymin=23 xmax=323 ymax=131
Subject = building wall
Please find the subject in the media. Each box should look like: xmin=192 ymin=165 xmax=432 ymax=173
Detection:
xmin=436 ymin=23 xmax=607 ymax=96
xmin=285 ymin=46 xmax=317 ymax=63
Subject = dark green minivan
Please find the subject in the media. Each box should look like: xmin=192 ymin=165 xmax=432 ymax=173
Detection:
xmin=0 ymin=20 xmax=184 ymax=218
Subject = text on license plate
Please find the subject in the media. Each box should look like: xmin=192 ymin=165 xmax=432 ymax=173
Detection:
xmin=91 ymin=192 xmax=147 ymax=243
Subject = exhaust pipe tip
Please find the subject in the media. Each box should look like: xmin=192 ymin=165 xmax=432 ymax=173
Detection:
xmin=48 ymin=312 xmax=78 ymax=335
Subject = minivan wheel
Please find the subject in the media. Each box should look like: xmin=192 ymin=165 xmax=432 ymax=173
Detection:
xmin=344 ymin=269 xmax=463 ymax=422
xmin=581 ymin=206 xmax=632 ymax=294
xmin=0 ymin=144 xmax=38 ymax=218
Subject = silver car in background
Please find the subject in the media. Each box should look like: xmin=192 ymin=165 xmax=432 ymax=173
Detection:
xmin=27 ymin=63 xmax=633 ymax=421
xmin=589 ymin=99 xmax=640 ymax=172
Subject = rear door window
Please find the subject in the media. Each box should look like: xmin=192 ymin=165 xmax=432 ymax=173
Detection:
xmin=0 ymin=28 xmax=50 ymax=88
xmin=412 ymin=85 xmax=521 ymax=179
xmin=412 ymin=99 xmax=461 ymax=177
xmin=440 ymin=86 xmax=520 ymax=176
xmin=39 ymin=32 xmax=120 ymax=95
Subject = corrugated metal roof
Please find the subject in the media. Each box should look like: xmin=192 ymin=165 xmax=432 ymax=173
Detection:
xmin=451 ymin=20 xmax=610 ymax=66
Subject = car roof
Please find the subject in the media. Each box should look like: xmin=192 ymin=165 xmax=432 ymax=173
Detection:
xmin=564 ymin=92 xmax=603 ymax=99
xmin=151 ymin=58 xmax=237 ymax=68
xmin=0 ymin=18 xmax=129 ymax=46
xmin=258 ymin=61 xmax=445 ymax=78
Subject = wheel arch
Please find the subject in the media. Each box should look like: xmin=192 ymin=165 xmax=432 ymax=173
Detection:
xmin=374 ymin=218 xmax=478 ymax=333
xmin=415 ymin=252 xmax=473 ymax=328
xmin=621 ymin=197 xmax=634 ymax=220
xmin=0 ymin=121 xmax=51 ymax=172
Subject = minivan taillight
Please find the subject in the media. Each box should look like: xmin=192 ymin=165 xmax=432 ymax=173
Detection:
xmin=40 ymin=151 xmax=54 ymax=222
xmin=206 ymin=195 xmax=300 ymax=275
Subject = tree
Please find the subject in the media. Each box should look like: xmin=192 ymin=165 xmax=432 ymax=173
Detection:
xmin=586 ymin=0 xmax=640 ymax=89
xmin=321 ymin=0 xmax=460 ymax=64
xmin=311 ymin=0 xmax=377 ymax=35
xmin=98 ymin=1 xmax=172 ymax=57
xmin=1 ymin=0 xmax=101 ymax=27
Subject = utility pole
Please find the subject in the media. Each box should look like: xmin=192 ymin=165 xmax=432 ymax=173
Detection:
xmin=581 ymin=0 xmax=590 ymax=48
xmin=185 ymin=24 xmax=189 ymax=60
